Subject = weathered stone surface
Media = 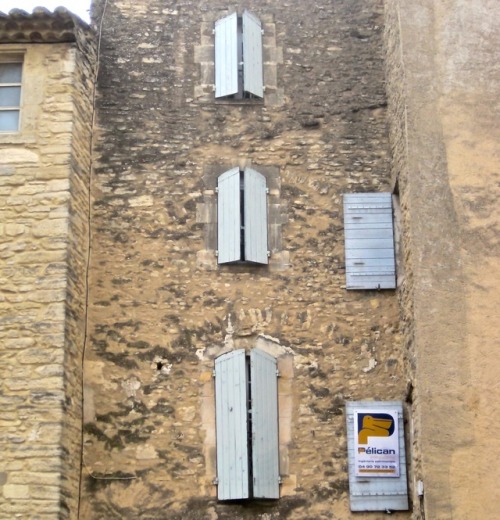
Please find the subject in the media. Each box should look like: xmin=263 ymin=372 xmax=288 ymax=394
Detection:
xmin=384 ymin=0 xmax=500 ymax=518
xmin=0 ymin=14 xmax=95 ymax=520
xmin=81 ymin=0 xmax=405 ymax=518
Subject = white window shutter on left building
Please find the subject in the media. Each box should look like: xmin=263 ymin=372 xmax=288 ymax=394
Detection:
xmin=215 ymin=13 xmax=239 ymax=98
xmin=242 ymin=11 xmax=264 ymax=98
xmin=250 ymin=348 xmax=280 ymax=499
xmin=244 ymin=167 xmax=268 ymax=264
xmin=343 ymin=193 xmax=396 ymax=289
xmin=215 ymin=350 xmax=250 ymax=500
xmin=217 ymin=167 xmax=241 ymax=264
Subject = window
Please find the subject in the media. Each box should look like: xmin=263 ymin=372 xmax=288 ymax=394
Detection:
xmin=0 ymin=58 xmax=23 ymax=132
xmin=215 ymin=11 xmax=264 ymax=99
xmin=343 ymin=193 xmax=396 ymax=289
xmin=217 ymin=167 xmax=269 ymax=265
xmin=214 ymin=348 xmax=280 ymax=500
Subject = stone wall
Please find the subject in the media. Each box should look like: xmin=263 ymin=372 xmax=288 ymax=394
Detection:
xmin=0 ymin=14 xmax=95 ymax=519
xmin=384 ymin=1 xmax=500 ymax=518
xmin=82 ymin=1 xmax=408 ymax=519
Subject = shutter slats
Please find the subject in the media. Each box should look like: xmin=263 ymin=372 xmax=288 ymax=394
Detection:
xmin=244 ymin=168 xmax=268 ymax=264
xmin=345 ymin=401 xmax=409 ymax=511
xmin=218 ymin=167 xmax=241 ymax=264
xmin=215 ymin=13 xmax=239 ymax=98
xmin=343 ymin=193 xmax=396 ymax=289
xmin=250 ymin=349 xmax=280 ymax=499
xmin=242 ymin=10 xmax=264 ymax=98
xmin=215 ymin=350 xmax=250 ymax=500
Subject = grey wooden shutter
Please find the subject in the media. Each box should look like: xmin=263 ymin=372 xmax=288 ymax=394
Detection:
xmin=218 ymin=168 xmax=241 ymax=264
xmin=215 ymin=13 xmax=239 ymax=98
xmin=244 ymin=168 xmax=268 ymax=264
xmin=250 ymin=348 xmax=280 ymax=499
xmin=345 ymin=401 xmax=409 ymax=511
xmin=215 ymin=350 xmax=250 ymax=500
xmin=343 ymin=193 xmax=396 ymax=289
xmin=242 ymin=11 xmax=264 ymax=98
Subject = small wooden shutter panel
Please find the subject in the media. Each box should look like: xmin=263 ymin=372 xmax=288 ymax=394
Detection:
xmin=215 ymin=13 xmax=239 ymax=98
xmin=242 ymin=11 xmax=264 ymax=98
xmin=218 ymin=168 xmax=241 ymax=264
xmin=215 ymin=350 xmax=250 ymax=500
xmin=244 ymin=168 xmax=268 ymax=264
xmin=343 ymin=193 xmax=396 ymax=289
xmin=250 ymin=348 xmax=280 ymax=499
xmin=345 ymin=401 xmax=409 ymax=511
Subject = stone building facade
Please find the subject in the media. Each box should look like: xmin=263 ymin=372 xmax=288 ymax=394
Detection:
xmin=0 ymin=7 xmax=95 ymax=519
xmin=384 ymin=1 xmax=500 ymax=518
xmin=0 ymin=1 xmax=498 ymax=519
xmin=81 ymin=0 xmax=405 ymax=518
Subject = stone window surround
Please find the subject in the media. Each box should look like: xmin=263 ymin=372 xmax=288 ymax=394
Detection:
xmin=0 ymin=45 xmax=49 ymax=145
xmin=196 ymin=160 xmax=289 ymax=271
xmin=199 ymin=331 xmax=295 ymax=499
xmin=0 ymin=48 xmax=25 ymax=139
xmin=194 ymin=10 xmax=284 ymax=107
xmin=0 ymin=54 xmax=23 ymax=134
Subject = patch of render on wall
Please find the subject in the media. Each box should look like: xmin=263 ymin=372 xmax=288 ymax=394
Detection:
xmin=198 ymin=317 xmax=295 ymax=499
xmin=194 ymin=10 xmax=284 ymax=107
xmin=196 ymin=161 xmax=289 ymax=271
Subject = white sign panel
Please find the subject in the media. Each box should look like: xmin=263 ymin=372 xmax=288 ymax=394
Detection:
xmin=354 ymin=409 xmax=399 ymax=477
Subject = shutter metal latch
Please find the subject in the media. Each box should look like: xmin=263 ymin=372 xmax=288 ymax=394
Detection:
xmin=276 ymin=369 xmax=280 ymax=377
xmin=212 ymin=477 xmax=219 ymax=485
xmin=215 ymin=250 xmax=219 ymax=257
xmin=215 ymin=187 xmax=219 ymax=193
xmin=267 ymin=251 xmax=271 ymax=257
xmin=212 ymin=369 xmax=216 ymax=378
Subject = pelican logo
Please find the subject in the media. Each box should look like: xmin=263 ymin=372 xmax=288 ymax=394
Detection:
xmin=357 ymin=413 xmax=395 ymax=445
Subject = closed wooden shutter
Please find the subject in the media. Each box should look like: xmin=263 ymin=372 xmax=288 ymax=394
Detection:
xmin=244 ymin=168 xmax=268 ymax=264
xmin=217 ymin=168 xmax=241 ymax=264
xmin=242 ymin=11 xmax=264 ymax=98
xmin=215 ymin=13 xmax=239 ymax=98
xmin=345 ymin=401 xmax=409 ymax=511
xmin=250 ymin=348 xmax=280 ymax=499
xmin=215 ymin=350 xmax=250 ymax=500
xmin=343 ymin=193 xmax=396 ymax=289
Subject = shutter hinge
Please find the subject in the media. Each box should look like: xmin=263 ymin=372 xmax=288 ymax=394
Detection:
xmin=263 ymin=86 xmax=267 ymax=92
xmin=266 ymin=187 xmax=269 ymax=194
xmin=276 ymin=369 xmax=280 ymax=377
xmin=267 ymin=251 xmax=271 ymax=258
xmin=212 ymin=29 xmax=215 ymax=35
xmin=212 ymin=477 xmax=219 ymax=485
xmin=278 ymin=475 xmax=283 ymax=484
xmin=212 ymin=84 xmax=216 ymax=92
xmin=215 ymin=187 xmax=219 ymax=193
xmin=212 ymin=369 xmax=216 ymax=378
xmin=239 ymin=61 xmax=244 ymax=66
xmin=261 ymin=29 xmax=264 ymax=35
xmin=215 ymin=250 xmax=219 ymax=257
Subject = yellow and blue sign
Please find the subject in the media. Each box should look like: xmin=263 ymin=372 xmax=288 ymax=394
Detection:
xmin=354 ymin=410 xmax=399 ymax=477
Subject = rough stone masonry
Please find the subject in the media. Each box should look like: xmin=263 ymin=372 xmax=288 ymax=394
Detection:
xmin=81 ymin=1 xmax=406 ymax=519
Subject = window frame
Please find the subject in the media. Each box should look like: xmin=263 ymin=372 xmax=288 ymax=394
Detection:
xmin=214 ymin=10 xmax=264 ymax=100
xmin=0 ymin=56 xmax=23 ymax=133
xmin=343 ymin=192 xmax=397 ymax=290
xmin=214 ymin=348 xmax=280 ymax=501
xmin=217 ymin=167 xmax=269 ymax=265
